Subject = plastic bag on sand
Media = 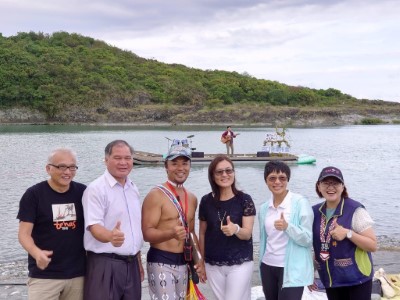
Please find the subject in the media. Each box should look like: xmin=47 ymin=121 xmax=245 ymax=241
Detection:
xmin=301 ymin=288 xmax=328 ymax=300
xmin=374 ymin=267 xmax=400 ymax=299
xmin=250 ymin=286 xmax=327 ymax=300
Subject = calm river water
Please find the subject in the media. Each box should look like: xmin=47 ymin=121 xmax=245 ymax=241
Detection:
xmin=0 ymin=124 xmax=399 ymax=263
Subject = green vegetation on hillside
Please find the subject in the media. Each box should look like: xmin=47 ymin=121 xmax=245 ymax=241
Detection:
xmin=0 ymin=31 xmax=395 ymax=119
xmin=359 ymin=117 xmax=385 ymax=125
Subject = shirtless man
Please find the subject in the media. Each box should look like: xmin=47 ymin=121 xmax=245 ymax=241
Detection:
xmin=142 ymin=141 xmax=205 ymax=299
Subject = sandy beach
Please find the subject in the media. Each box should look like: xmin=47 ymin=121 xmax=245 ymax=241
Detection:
xmin=1 ymin=250 xmax=399 ymax=300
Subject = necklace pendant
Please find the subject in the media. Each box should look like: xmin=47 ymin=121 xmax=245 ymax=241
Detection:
xmin=218 ymin=210 xmax=227 ymax=228
xmin=320 ymin=251 xmax=330 ymax=261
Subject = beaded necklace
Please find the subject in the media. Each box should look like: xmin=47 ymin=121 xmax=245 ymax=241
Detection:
xmin=167 ymin=180 xmax=183 ymax=188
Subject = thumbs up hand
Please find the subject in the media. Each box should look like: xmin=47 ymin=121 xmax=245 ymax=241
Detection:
xmin=274 ymin=212 xmax=288 ymax=231
xmin=174 ymin=218 xmax=187 ymax=241
xmin=221 ymin=216 xmax=237 ymax=236
xmin=111 ymin=221 xmax=125 ymax=247
xmin=329 ymin=218 xmax=346 ymax=241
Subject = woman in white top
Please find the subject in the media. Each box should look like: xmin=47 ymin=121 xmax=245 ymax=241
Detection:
xmin=258 ymin=161 xmax=314 ymax=300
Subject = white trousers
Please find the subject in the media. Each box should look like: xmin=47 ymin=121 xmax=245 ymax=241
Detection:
xmin=205 ymin=261 xmax=253 ymax=300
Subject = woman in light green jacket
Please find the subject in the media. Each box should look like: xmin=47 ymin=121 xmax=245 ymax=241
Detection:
xmin=258 ymin=161 xmax=314 ymax=300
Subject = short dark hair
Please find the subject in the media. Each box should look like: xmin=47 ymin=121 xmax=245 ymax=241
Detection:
xmin=105 ymin=140 xmax=134 ymax=156
xmin=208 ymin=155 xmax=239 ymax=201
xmin=264 ymin=160 xmax=291 ymax=182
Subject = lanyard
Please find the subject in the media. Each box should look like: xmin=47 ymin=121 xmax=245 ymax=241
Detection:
xmin=166 ymin=182 xmax=188 ymax=230
xmin=319 ymin=215 xmax=338 ymax=261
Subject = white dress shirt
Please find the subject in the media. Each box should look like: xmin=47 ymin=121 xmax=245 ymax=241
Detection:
xmin=83 ymin=170 xmax=143 ymax=255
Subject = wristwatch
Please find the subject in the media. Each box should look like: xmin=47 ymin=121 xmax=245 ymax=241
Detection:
xmin=346 ymin=229 xmax=353 ymax=239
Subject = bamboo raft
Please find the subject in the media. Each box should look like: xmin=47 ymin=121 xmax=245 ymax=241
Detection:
xmin=132 ymin=150 xmax=314 ymax=166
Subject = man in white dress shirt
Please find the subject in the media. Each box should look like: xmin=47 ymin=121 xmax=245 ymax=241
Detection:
xmin=83 ymin=140 xmax=144 ymax=300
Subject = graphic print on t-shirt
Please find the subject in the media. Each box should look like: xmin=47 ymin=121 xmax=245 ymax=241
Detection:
xmin=52 ymin=203 xmax=77 ymax=230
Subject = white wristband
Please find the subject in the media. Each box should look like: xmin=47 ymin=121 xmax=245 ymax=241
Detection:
xmin=234 ymin=224 xmax=240 ymax=234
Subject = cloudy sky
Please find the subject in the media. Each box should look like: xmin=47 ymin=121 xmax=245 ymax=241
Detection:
xmin=1 ymin=0 xmax=399 ymax=102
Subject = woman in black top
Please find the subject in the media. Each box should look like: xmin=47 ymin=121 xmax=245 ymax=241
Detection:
xmin=199 ymin=155 xmax=256 ymax=300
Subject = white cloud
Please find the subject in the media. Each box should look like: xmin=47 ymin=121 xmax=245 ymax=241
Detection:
xmin=1 ymin=0 xmax=399 ymax=101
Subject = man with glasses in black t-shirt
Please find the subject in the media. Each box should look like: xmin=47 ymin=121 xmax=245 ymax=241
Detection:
xmin=17 ymin=148 xmax=86 ymax=300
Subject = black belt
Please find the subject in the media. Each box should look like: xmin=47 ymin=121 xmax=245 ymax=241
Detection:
xmin=88 ymin=251 xmax=139 ymax=263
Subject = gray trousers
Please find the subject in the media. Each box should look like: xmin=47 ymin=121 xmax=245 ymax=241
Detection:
xmin=84 ymin=252 xmax=141 ymax=300
xmin=226 ymin=141 xmax=234 ymax=155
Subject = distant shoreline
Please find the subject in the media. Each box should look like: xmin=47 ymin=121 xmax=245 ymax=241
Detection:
xmin=1 ymin=105 xmax=400 ymax=127
xmin=0 ymin=120 xmax=399 ymax=128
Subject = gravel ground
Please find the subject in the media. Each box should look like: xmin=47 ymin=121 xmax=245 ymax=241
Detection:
xmin=1 ymin=250 xmax=399 ymax=300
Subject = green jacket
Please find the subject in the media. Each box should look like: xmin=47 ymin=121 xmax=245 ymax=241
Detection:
xmin=258 ymin=191 xmax=314 ymax=287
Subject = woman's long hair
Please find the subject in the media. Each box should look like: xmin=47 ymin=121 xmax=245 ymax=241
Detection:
xmin=208 ymin=155 xmax=240 ymax=204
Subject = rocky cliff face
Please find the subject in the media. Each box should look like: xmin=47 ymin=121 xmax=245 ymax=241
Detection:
xmin=0 ymin=105 xmax=398 ymax=126
xmin=0 ymin=108 xmax=47 ymax=123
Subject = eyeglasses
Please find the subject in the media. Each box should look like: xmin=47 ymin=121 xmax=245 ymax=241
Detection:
xmin=214 ymin=168 xmax=234 ymax=176
xmin=267 ymin=176 xmax=288 ymax=183
xmin=48 ymin=164 xmax=78 ymax=171
xmin=319 ymin=181 xmax=342 ymax=188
